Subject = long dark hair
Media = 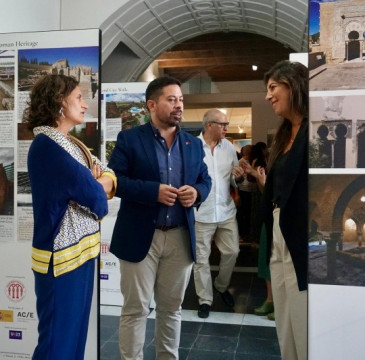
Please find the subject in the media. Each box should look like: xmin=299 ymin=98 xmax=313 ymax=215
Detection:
xmin=23 ymin=74 xmax=79 ymax=130
xmin=264 ymin=60 xmax=308 ymax=171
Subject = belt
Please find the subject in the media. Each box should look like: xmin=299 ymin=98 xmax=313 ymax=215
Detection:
xmin=155 ymin=225 xmax=179 ymax=232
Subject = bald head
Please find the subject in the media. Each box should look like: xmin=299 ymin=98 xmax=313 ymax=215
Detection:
xmin=202 ymin=109 xmax=229 ymax=142
xmin=202 ymin=109 xmax=227 ymax=129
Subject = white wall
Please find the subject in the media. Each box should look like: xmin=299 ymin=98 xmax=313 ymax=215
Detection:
xmin=0 ymin=0 xmax=123 ymax=33
xmin=0 ymin=0 xmax=60 ymax=32
xmin=61 ymin=0 xmax=123 ymax=30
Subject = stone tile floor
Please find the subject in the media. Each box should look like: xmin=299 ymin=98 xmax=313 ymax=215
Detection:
xmin=100 ymin=271 xmax=281 ymax=359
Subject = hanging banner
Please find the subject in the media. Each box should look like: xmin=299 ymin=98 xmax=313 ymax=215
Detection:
xmin=308 ymin=0 xmax=365 ymax=359
xmin=100 ymin=82 xmax=149 ymax=306
xmin=0 ymin=28 xmax=100 ymax=360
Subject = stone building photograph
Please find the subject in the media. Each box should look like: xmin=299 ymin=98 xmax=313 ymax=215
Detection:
xmin=309 ymin=174 xmax=365 ymax=286
xmin=309 ymin=93 xmax=365 ymax=168
xmin=18 ymin=46 xmax=99 ymax=118
xmin=310 ymin=0 xmax=365 ymax=91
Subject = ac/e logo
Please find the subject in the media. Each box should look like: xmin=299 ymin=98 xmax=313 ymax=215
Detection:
xmin=105 ymin=262 xmax=117 ymax=266
xmin=17 ymin=311 xmax=34 ymax=319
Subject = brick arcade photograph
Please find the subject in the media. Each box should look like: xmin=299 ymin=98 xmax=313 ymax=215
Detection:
xmin=309 ymin=93 xmax=365 ymax=168
xmin=309 ymin=174 xmax=365 ymax=287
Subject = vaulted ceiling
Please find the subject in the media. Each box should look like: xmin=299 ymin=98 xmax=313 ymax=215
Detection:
xmin=101 ymin=0 xmax=308 ymax=83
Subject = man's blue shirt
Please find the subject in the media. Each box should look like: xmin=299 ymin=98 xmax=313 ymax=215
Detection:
xmin=150 ymin=122 xmax=186 ymax=227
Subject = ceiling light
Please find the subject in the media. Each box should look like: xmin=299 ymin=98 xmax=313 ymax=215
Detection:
xmin=252 ymin=65 xmax=258 ymax=71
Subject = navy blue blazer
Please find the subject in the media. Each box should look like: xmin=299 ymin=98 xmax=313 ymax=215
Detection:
xmin=108 ymin=122 xmax=211 ymax=263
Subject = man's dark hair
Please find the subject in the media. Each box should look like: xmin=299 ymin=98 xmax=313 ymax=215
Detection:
xmin=145 ymin=76 xmax=181 ymax=104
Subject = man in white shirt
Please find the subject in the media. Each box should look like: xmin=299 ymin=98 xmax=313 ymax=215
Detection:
xmin=194 ymin=108 xmax=244 ymax=318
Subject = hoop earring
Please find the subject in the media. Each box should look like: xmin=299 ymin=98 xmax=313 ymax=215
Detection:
xmin=59 ymin=108 xmax=65 ymax=118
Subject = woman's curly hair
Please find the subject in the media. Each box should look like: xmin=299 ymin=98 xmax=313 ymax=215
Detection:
xmin=23 ymin=74 xmax=79 ymax=130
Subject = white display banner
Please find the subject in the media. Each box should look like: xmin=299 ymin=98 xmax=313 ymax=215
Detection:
xmin=309 ymin=284 xmax=365 ymax=360
xmin=100 ymin=82 xmax=149 ymax=306
xmin=0 ymin=28 xmax=100 ymax=360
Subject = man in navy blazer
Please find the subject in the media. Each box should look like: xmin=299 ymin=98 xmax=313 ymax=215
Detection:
xmin=108 ymin=76 xmax=211 ymax=360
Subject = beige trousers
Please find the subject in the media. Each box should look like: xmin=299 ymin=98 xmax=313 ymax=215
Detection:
xmin=270 ymin=208 xmax=308 ymax=360
xmin=193 ymin=216 xmax=239 ymax=305
xmin=119 ymin=227 xmax=193 ymax=360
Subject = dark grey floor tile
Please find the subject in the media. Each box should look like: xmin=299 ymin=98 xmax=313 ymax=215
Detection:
xmin=240 ymin=325 xmax=278 ymax=340
xmin=193 ymin=335 xmax=238 ymax=352
xmin=101 ymin=314 xmax=120 ymax=327
xmin=187 ymin=349 xmax=235 ymax=360
xmin=146 ymin=318 xmax=155 ymax=331
xmin=179 ymin=348 xmax=190 ymax=360
xmin=100 ymin=324 xmax=119 ymax=344
xmin=100 ymin=340 xmax=121 ymax=360
xmin=100 ymin=263 xmax=282 ymax=359
xmin=143 ymin=345 xmax=156 ymax=360
xmin=180 ymin=332 xmax=197 ymax=349
xmin=235 ymin=354 xmax=281 ymax=360
xmin=100 ymin=314 xmax=120 ymax=344
xmin=181 ymin=320 xmax=203 ymax=334
xmin=200 ymin=322 xmax=241 ymax=337
xmin=143 ymin=345 xmax=189 ymax=360
xmin=236 ymin=337 xmax=280 ymax=356
xmin=143 ymin=331 xmax=155 ymax=348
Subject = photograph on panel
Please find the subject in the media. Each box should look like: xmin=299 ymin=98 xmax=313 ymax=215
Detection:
xmin=309 ymin=174 xmax=365 ymax=286
xmin=17 ymin=171 xmax=31 ymax=195
xmin=68 ymin=121 xmax=99 ymax=157
xmin=309 ymin=0 xmax=365 ymax=91
xmin=309 ymin=93 xmax=365 ymax=168
xmin=0 ymin=147 xmax=14 ymax=216
xmin=18 ymin=46 xmax=99 ymax=118
xmin=105 ymin=92 xmax=149 ymax=130
xmin=105 ymin=141 xmax=116 ymax=163
xmin=17 ymin=196 xmax=33 ymax=242
xmin=0 ymin=50 xmax=14 ymax=111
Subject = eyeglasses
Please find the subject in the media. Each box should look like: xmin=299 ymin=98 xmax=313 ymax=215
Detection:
xmin=210 ymin=121 xmax=229 ymax=128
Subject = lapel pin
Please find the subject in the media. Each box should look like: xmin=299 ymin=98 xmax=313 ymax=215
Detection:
xmin=185 ymin=141 xmax=190 ymax=145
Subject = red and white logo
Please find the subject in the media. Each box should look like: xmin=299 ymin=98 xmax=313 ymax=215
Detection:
xmin=100 ymin=242 xmax=110 ymax=255
xmin=6 ymin=280 xmax=26 ymax=302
